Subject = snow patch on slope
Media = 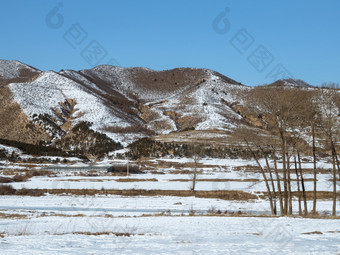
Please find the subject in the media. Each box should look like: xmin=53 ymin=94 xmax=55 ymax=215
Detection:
xmin=151 ymin=71 xmax=244 ymax=131
xmin=281 ymin=79 xmax=313 ymax=88
xmin=8 ymin=71 xmax=130 ymax=133
xmin=59 ymin=70 xmax=106 ymax=94
xmin=0 ymin=144 xmax=22 ymax=155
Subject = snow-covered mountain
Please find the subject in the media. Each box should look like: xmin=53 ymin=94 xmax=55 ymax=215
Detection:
xmin=0 ymin=60 xmax=315 ymax=148
xmin=0 ymin=60 xmax=251 ymax=145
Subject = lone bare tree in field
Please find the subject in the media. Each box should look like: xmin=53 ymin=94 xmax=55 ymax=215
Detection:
xmin=191 ymin=144 xmax=202 ymax=193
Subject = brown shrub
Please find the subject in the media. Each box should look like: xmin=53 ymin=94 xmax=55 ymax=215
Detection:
xmin=0 ymin=177 xmax=13 ymax=183
xmin=15 ymin=188 xmax=44 ymax=196
xmin=0 ymin=184 xmax=16 ymax=195
xmin=150 ymin=171 xmax=165 ymax=175
xmin=27 ymin=169 xmax=53 ymax=177
xmin=0 ymin=171 xmax=52 ymax=183
xmin=0 ymin=212 xmax=27 ymax=219
xmin=12 ymin=174 xmax=30 ymax=182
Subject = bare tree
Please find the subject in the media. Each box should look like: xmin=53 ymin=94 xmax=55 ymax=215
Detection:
xmin=260 ymin=146 xmax=277 ymax=215
xmin=191 ymin=144 xmax=202 ymax=193
xmin=299 ymin=90 xmax=322 ymax=215
xmin=316 ymin=84 xmax=340 ymax=216
xmin=297 ymin=150 xmax=308 ymax=215
xmin=234 ymin=84 xmax=339 ymax=216
xmin=286 ymin=153 xmax=293 ymax=215
xmin=244 ymin=86 xmax=307 ymax=215
xmin=293 ymin=154 xmax=302 ymax=216
xmin=271 ymin=147 xmax=284 ymax=215
xmin=233 ymin=127 xmax=278 ymax=215
xmin=126 ymin=155 xmax=130 ymax=176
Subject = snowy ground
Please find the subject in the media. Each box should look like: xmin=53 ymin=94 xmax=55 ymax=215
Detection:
xmin=0 ymin=207 xmax=340 ymax=254
xmin=0 ymin=195 xmax=340 ymax=255
xmin=7 ymin=171 xmax=337 ymax=193
xmin=4 ymin=157 xmax=337 ymax=193
xmin=1 ymin=156 xmax=340 ymax=254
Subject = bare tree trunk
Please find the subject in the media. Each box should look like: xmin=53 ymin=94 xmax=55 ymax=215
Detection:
xmin=331 ymin=140 xmax=337 ymax=216
xmin=312 ymin=125 xmax=317 ymax=215
xmin=287 ymin=153 xmax=293 ymax=215
xmin=272 ymin=151 xmax=283 ymax=216
xmin=263 ymin=150 xmax=277 ymax=215
xmin=191 ymin=145 xmax=201 ymax=193
xmin=126 ymin=156 xmax=130 ymax=176
xmin=335 ymin=153 xmax=340 ymax=180
xmin=280 ymin=132 xmax=288 ymax=216
xmin=246 ymin=141 xmax=275 ymax=215
xmin=298 ymin=151 xmax=308 ymax=216
xmin=192 ymin=167 xmax=197 ymax=193
xmin=294 ymin=155 xmax=302 ymax=216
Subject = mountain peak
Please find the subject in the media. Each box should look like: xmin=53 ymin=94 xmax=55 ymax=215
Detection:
xmin=266 ymin=78 xmax=313 ymax=88
xmin=280 ymin=78 xmax=313 ymax=88
xmin=0 ymin=60 xmax=39 ymax=79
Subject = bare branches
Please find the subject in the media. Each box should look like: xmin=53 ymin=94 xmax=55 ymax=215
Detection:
xmin=238 ymin=84 xmax=340 ymax=216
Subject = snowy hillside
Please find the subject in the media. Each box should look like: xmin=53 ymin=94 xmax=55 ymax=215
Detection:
xmin=8 ymin=71 xmax=132 ymax=132
xmin=0 ymin=59 xmax=323 ymax=150
xmin=1 ymin=61 xmax=250 ymax=146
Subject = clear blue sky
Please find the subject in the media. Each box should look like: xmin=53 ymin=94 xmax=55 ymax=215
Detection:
xmin=1 ymin=0 xmax=339 ymax=86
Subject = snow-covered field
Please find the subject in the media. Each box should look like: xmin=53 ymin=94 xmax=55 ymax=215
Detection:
xmin=1 ymin=195 xmax=340 ymax=255
xmin=1 ymin=156 xmax=340 ymax=254
xmin=5 ymin=157 xmax=337 ymax=193
xmin=7 ymin=170 xmax=337 ymax=193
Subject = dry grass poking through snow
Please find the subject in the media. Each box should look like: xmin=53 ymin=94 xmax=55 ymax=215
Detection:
xmin=302 ymin=231 xmax=323 ymax=235
xmin=168 ymin=170 xmax=203 ymax=175
xmin=0 ymin=231 xmax=143 ymax=237
xmin=72 ymin=232 xmax=141 ymax=237
xmin=0 ymin=169 xmax=55 ymax=183
xmin=8 ymin=188 xmax=258 ymax=200
xmin=0 ymin=184 xmax=44 ymax=196
xmin=115 ymin=178 xmax=158 ymax=182
xmin=168 ymin=178 xmax=259 ymax=182
xmin=0 ymin=212 xmax=28 ymax=219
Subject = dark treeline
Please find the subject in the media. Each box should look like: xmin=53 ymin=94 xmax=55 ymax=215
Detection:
xmin=0 ymin=138 xmax=75 ymax=157
xmin=124 ymin=137 xmax=262 ymax=160
xmin=55 ymin=121 xmax=123 ymax=159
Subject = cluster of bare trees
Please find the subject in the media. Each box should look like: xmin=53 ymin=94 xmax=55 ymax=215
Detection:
xmin=236 ymin=83 xmax=339 ymax=216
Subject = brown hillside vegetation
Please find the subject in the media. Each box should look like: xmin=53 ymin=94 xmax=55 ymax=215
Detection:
xmin=0 ymin=61 xmax=338 ymax=164
xmin=0 ymin=86 xmax=50 ymax=144
xmin=128 ymin=67 xmax=209 ymax=93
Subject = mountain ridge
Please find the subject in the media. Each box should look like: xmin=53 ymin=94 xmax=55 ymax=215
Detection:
xmin=0 ymin=59 xmax=314 ymax=152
